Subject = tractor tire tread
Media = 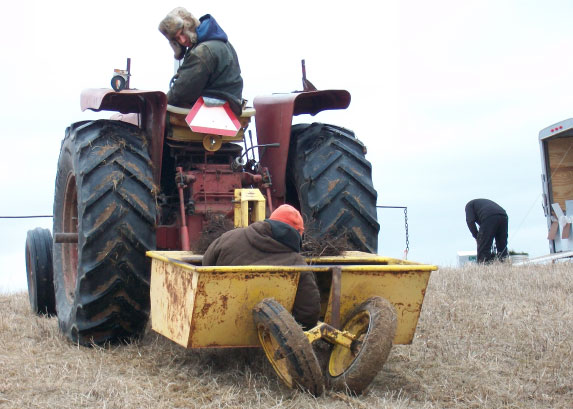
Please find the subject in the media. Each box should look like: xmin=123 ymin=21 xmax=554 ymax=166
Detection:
xmin=288 ymin=123 xmax=379 ymax=253
xmin=25 ymin=228 xmax=56 ymax=316
xmin=53 ymin=119 xmax=155 ymax=346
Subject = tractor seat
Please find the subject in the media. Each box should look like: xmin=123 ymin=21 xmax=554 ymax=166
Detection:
xmin=166 ymin=102 xmax=255 ymax=151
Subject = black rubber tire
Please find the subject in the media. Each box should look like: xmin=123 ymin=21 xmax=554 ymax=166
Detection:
xmin=53 ymin=119 xmax=156 ymax=346
xmin=25 ymin=228 xmax=56 ymax=316
xmin=253 ymin=298 xmax=325 ymax=396
xmin=287 ymin=123 xmax=379 ymax=253
xmin=326 ymin=296 xmax=397 ymax=394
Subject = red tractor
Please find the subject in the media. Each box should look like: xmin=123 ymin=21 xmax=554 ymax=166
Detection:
xmin=25 ymin=77 xmax=379 ymax=346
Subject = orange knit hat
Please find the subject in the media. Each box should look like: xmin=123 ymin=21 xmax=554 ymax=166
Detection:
xmin=269 ymin=204 xmax=304 ymax=234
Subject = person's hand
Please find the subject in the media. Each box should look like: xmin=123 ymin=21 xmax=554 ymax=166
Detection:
xmin=169 ymin=73 xmax=180 ymax=88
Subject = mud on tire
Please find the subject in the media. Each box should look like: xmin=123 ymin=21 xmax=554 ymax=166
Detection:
xmin=53 ymin=120 xmax=156 ymax=346
xmin=327 ymin=296 xmax=397 ymax=394
xmin=253 ymin=298 xmax=325 ymax=396
xmin=287 ymin=123 xmax=379 ymax=253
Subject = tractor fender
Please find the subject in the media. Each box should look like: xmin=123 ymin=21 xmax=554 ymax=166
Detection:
xmin=80 ymin=88 xmax=168 ymax=185
xmin=253 ymin=90 xmax=351 ymax=205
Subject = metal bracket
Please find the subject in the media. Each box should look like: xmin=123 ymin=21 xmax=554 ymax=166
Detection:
xmin=330 ymin=266 xmax=342 ymax=329
xmin=551 ymin=203 xmax=572 ymax=239
xmin=304 ymin=321 xmax=356 ymax=348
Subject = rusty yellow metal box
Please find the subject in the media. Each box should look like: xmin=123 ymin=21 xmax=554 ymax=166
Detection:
xmin=146 ymin=251 xmax=437 ymax=348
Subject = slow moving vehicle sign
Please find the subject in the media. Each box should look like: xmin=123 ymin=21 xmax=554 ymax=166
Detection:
xmin=185 ymin=97 xmax=241 ymax=136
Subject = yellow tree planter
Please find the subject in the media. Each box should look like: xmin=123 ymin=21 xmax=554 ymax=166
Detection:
xmin=147 ymin=250 xmax=437 ymax=395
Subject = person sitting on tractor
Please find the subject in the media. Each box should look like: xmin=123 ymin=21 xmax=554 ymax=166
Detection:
xmin=158 ymin=7 xmax=244 ymax=116
xmin=202 ymin=205 xmax=321 ymax=330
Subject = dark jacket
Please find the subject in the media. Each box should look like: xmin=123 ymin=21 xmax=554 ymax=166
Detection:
xmin=167 ymin=14 xmax=243 ymax=115
xmin=202 ymin=220 xmax=320 ymax=329
xmin=465 ymin=199 xmax=507 ymax=239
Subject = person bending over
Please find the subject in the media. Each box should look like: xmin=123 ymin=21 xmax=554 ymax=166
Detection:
xmin=465 ymin=198 xmax=509 ymax=263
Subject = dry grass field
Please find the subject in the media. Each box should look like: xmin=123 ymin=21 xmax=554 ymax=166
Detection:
xmin=1 ymin=263 xmax=571 ymax=409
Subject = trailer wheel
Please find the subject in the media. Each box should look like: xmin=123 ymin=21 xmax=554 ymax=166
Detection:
xmin=327 ymin=296 xmax=397 ymax=394
xmin=253 ymin=298 xmax=325 ymax=396
xmin=25 ymin=228 xmax=56 ymax=316
xmin=287 ymin=123 xmax=379 ymax=253
xmin=53 ymin=120 xmax=156 ymax=346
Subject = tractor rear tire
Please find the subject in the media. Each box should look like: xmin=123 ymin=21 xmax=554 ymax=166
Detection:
xmin=326 ymin=296 xmax=397 ymax=394
xmin=253 ymin=298 xmax=325 ymax=396
xmin=53 ymin=119 xmax=156 ymax=346
xmin=288 ymin=123 xmax=379 ymax=253
xmin=25 ymin=228 xmax=56 ymax=316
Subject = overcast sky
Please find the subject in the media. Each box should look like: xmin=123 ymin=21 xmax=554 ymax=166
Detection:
xmin=1 ymin=0 xmax=572 ymax=292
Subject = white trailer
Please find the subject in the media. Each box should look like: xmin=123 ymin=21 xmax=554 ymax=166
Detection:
xmin=538 ymin=120 xmax=573 ymax=256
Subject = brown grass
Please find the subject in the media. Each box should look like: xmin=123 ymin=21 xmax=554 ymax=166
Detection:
xmin=1 ymin=263 xmax=571 ymax=408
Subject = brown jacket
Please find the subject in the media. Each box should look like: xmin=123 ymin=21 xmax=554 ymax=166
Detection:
xmin=202 ymin=221 xmax=320 ymax=329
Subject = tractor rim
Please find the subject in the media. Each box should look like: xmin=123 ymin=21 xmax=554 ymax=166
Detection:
xmin=257 ymin=325 xmax=294 ymax=388
xmin=328 ymin=310 xmax=370 ymax=377
xmin=62 ymin=173 xmax=78 ymax=303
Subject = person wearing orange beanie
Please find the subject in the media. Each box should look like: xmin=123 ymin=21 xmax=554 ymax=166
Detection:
xmin=203 ymin=204 xmax=319 ymax=329
xmin=269 ymin=204 xmax=304 ymax=235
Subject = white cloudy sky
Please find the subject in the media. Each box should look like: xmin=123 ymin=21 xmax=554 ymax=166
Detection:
xmin=1 ymin=0 xmax=572 ymax=292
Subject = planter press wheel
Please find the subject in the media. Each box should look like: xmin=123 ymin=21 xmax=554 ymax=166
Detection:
xmin=25 ymin=227 xmax=56 ymax=316
xmin=327 ymin=296 xmax=397 ymax=394
xmin=253 ymin=298 xmax=324 ymax=396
